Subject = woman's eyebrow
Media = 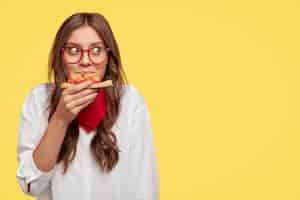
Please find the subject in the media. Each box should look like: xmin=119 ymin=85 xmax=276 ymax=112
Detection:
xmin=65 ymin=41 xmax=104 ymax=46
xmin=89 ymin=41 xmax=104 ymax=46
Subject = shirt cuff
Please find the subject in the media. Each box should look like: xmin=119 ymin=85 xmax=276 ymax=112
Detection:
xmin=16 ymin=151 xmax=55 ymax=184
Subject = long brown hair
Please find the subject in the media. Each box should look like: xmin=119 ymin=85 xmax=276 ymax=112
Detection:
xmin=46 ymin=12 xmax=128 ymax=174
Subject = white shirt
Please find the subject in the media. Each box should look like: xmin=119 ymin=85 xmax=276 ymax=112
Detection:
xmin=16 ymin=83 xmax=160 ymax=200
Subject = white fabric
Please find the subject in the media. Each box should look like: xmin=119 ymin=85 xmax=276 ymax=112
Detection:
xmin=16 ymin=83 xmax=159 ymax=200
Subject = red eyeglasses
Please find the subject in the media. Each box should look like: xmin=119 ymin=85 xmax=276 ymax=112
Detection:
xmin=61 ymin=45 xmax=110 ymax=65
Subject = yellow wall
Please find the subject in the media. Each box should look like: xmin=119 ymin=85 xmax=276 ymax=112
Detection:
xmin=2 ymin=0 xmax=299 ymax=199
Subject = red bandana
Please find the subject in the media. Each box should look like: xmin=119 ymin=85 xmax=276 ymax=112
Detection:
xmin=76 ymin=89 xmax=107 ymax=133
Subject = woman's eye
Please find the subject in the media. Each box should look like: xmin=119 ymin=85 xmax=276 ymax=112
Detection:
xmin=68 ymin=47 xmax=80 ymax=54
xmin=91 ymin=47 xmax=102 ymax=55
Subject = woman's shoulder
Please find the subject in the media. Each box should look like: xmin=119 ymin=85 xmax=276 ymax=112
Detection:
xmin=121 ymin=83 xmax=147 ymax=111
xmin=23 ymin=82 xmax=55 ymax=115
xmin=30 ymin=82 xmax=55 ymax=95
xmin=28 ymin=82 xmax=54 ymax=103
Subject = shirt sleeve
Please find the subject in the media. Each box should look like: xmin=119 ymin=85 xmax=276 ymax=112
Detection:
xmin=16 ymin=86 xmax=55 ymax=197
xmin=131 ymin=102 xmax=160 ymax=200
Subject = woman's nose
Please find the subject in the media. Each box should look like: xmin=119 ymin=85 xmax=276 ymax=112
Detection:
xmin=80 ymin=51 xmax=91 ymax=67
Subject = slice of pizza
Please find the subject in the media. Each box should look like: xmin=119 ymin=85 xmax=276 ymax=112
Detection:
xmin=60 ymin=72 xmax=113 ymax=89
xmin=83 ymin=73 xmax=101 ymax=82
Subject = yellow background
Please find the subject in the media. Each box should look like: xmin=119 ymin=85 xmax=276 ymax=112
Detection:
xmin=1 ymin=0 xmax=299 ymax=199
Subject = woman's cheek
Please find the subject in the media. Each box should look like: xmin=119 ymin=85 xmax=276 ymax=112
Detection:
xmin=96 ymin=62 xmax=108 ymax=77
xmin=65 ymin=64 xmax=77 ymax=74
xmin=96 ymin=59 xmax=108 ymax=70
xmin=97 ymin=68 xmax=106 ymax=80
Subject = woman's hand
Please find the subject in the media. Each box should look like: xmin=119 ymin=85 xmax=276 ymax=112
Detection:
xmin=53 ymin=80 xmax=98 ymax=125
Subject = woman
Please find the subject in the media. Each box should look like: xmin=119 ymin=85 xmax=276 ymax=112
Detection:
xmin=16 ymin=12 xmax=159 ymax=200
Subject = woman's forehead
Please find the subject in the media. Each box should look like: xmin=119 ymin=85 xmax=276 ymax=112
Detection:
xmin=67 ymin=26 xmax=104 ymax=46
xmin=66 ymin=41 xmax=104 ymax=47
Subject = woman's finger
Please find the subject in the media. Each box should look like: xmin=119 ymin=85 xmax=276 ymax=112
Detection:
xmin=72 ymin=99 xmax=94 ymax=114
xmin=64 ymin=80 xmax=93 ymax=95
xmin=67 ymin=92 xmax=97 ymax=109
xmin=67 ymin=88 xmax=98 ymax=102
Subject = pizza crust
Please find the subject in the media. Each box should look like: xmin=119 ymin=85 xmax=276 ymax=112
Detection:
xmin=60 ymin=72 xmax=113 ymax=89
